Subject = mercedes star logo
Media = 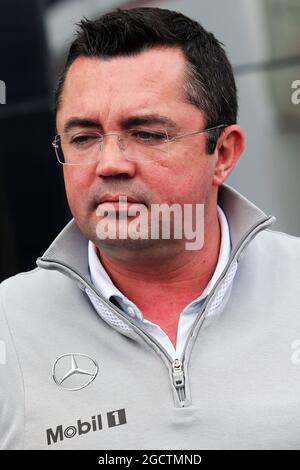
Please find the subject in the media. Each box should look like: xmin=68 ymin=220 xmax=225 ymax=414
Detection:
xmin=52 ymin=353 xmax=99 ymax=391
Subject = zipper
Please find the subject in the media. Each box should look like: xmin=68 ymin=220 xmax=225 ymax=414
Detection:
xmin=172 ymin=359 xmax=186 ymax=407
xmin=168 ymin=215 xmax=274 ymax=406
xmin=86 ymin=284 xmax=188 ymax=406
xmin=37 ymin=215 xmax=274 ymax=409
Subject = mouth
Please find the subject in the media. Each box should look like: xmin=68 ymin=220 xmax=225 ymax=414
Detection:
xmin=96 ymin=194 xmax=146 ymax=214
xmin=97 ymin=194 xmax=141 ymax=204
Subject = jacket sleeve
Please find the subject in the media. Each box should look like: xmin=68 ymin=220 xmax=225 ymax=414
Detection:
xmin=0 ymin=282 xmax=24 ymax=449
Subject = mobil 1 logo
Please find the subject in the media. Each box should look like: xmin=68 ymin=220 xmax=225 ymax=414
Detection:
xmin=46 ymin=408 xmax=127 ymax=445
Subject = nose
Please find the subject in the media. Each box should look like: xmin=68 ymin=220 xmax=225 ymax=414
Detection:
xmin=95 ymin=134 xmax=136 ymax=178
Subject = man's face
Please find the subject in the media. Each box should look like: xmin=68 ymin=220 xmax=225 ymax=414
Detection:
xmin=56 ymin=47 xmax=219 ymax=253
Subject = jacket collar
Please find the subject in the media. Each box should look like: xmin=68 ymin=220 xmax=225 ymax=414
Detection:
xmin=218 ymin=184 xmax=275 ymax=250
xmin=37 ymin=184 xmax=276 ymax=281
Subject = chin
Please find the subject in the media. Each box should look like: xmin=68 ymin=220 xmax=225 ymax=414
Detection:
xmin=97 ymin=238 xmax=158 ymax=251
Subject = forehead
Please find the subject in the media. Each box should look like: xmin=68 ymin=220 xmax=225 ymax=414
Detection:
xmin=57 ymin=47 xmax=194 ymax=129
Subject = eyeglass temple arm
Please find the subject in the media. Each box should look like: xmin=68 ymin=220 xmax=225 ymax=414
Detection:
xmin=169 ymin=124 xmax=227 ymax=142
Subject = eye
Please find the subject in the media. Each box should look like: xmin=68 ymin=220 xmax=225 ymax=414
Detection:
xmin=70 ymin=134 xmax=100 ymax=146
xmin=131 ymin=130 xmax=167 ymax=144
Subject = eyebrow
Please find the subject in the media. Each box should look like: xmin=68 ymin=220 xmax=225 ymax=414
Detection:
xmin=63 ymin=118 xmax=100 ymax=134
xmin=63 ymin=113 xmax=180 ymax=134
xmin=120 ymin=114 xmax=180 ymax=131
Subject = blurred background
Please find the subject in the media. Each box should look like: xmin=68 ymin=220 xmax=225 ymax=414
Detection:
xmin=0 ymin=0 xmax=300 ymax=281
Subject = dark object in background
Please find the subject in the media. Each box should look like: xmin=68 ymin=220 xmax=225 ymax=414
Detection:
xmin=0 ymin=0 xmax=70 ymax=281
xmin=0 ymin=0 xmax=53 ymax=107
xmin=0 ymin=108 xmax=71 ymax=282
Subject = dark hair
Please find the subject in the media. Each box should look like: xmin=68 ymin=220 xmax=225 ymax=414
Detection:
xmin=54 ymin=7 xmax=237 ymax=153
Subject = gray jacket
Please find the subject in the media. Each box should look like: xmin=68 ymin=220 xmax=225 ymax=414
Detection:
xmin=1 ymin=184 xmax=300 ymax=449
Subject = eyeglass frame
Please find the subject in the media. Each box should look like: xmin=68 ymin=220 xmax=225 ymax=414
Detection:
xmin=52 ymin=123 xmax=228 ymax=165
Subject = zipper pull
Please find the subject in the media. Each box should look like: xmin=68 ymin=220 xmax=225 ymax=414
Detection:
xmin=172 ymin=359 xmax=185 ymax=388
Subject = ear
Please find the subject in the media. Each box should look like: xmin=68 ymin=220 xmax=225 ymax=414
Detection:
xmin=212 ymin=125 xmax=245 ymax=187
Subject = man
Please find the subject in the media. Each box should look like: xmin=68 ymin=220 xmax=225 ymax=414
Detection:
xmin=1 ymin=7 xmax=300 ymax=450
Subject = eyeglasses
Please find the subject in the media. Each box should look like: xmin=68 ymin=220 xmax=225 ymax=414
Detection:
xmin=52 ymin=124 xmax=227 ymax=166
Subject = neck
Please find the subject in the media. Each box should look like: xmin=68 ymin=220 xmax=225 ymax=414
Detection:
xmin=95 ymin=206 xmax=221 ymax=307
